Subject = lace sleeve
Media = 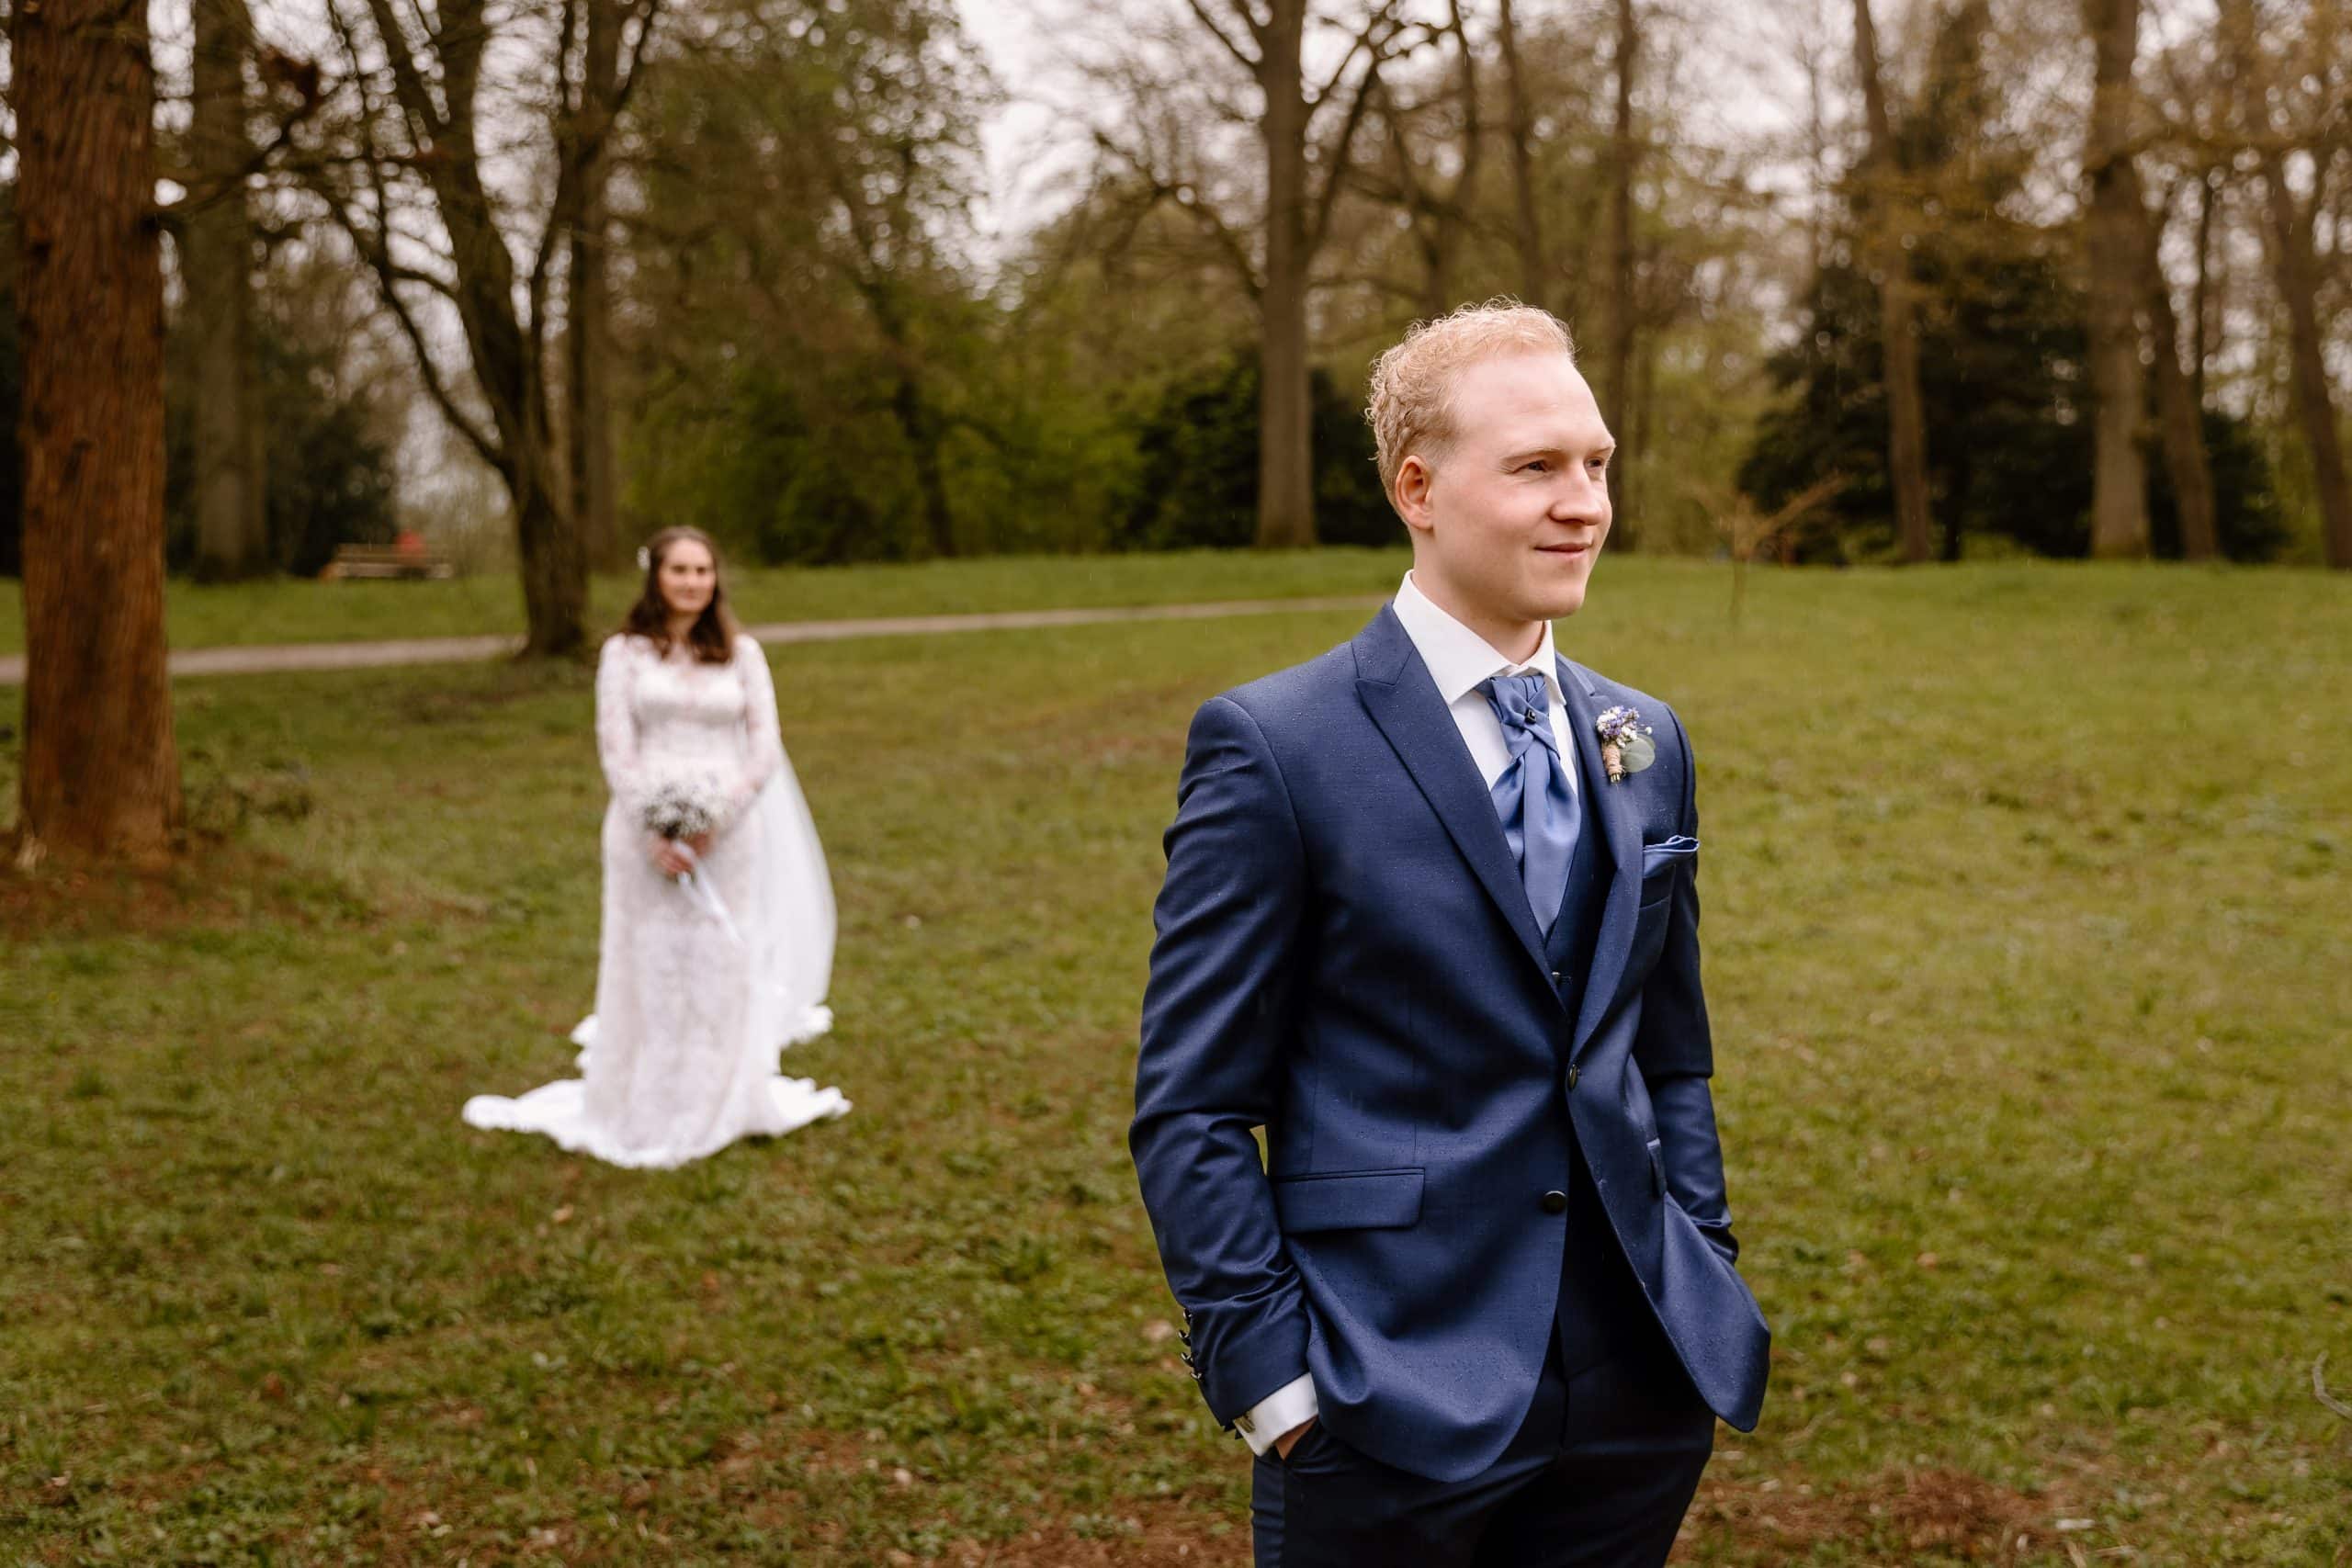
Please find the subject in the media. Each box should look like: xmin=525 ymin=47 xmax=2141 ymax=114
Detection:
xmin=595 ymin=636 xmax=646 ymax=807
xmin=724 ymin=636 xmax=785 ymax=825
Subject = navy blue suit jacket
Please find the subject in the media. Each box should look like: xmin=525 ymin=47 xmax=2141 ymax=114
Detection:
xmin=1132 ymin=606 xmax=1769 ymax=1483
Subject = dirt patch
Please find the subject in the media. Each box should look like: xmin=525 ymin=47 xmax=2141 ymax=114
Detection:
xmin=0 ymin=844 xmax=323 ymax=942
xmin=1684 ymin=1465 xmax=2069 ymax=1562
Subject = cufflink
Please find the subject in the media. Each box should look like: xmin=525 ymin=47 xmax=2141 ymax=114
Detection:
xmin=1234 ymin=1413 xmax=1255 ymax=1434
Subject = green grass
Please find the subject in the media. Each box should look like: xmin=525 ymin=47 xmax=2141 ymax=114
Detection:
xmin=0 ymin=548 xmax=1410 ymax=656
xmin=4 ymin=558 xmax=2349 ymax=1564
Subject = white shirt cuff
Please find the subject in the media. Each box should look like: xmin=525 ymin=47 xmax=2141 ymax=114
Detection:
xmin=1234 ymin=1372 xmax=1318 ymax=1456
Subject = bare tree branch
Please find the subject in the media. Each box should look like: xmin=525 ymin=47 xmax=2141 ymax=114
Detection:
xmin=1182 ymin=0 xmax=1259 ymax=71
xmin=1309 ymin=13 xmax=1415 ymax=254
xmin=1089 ymin=127 xmax=1263 ymax=294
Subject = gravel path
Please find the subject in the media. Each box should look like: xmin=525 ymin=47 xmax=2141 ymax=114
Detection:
xmin=0 ymin=594 xmax=1385 ymax=685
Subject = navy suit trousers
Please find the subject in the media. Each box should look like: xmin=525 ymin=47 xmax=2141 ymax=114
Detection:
xmin=1250 ymin=1325 xmax=1713 ymax=1568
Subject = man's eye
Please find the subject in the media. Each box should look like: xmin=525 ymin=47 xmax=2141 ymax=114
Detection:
xmin=1521 ymin=460 xmax=1549 ymax=474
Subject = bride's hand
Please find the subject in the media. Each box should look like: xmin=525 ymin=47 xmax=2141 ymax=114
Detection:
xmin=647 ymin=834 xmax=695 ymax=877
xmin=684 ymin=830 xmax=714 ymax=860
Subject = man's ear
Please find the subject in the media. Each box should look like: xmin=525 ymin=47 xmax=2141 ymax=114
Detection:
xmin=1393 ymin=454 xmax=1436 ymax=536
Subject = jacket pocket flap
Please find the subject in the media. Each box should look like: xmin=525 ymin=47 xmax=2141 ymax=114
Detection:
xmin=1272 ymin=1168 xmax=1424 ymax=1233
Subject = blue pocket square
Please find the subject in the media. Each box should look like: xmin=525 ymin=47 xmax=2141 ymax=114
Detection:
xmin=1640 ymin=836 xmax=1700 ymax=869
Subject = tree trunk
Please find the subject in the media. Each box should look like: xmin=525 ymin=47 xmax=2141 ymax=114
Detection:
xmin=2141 ymin=198 xmax=2218 ymax=561
xmin=1600 ymin=0 xmax=1638 ymax=435
xmin=186 ymin=0 xmax=268 ymax=581
xmin=13 ymin=0 xmax=183 ymax=863
xmin=1850 ymin=0 xmax=1934 ymax=563
xmin=2256 ymin=156 xmax=2352 ymax=570
xmin=1496 ymin=0 xmax=1547 ymax=307
xmin=2224 ymin=0 xmax=2351 ymax=570
xmin=514 ymin=466 xmax=589 ymax=658
xmin=2081 ymin=0 xmax=2150 ymax=559
xmin=566 ymin=0 xmax=620 ymax=572
xmin=2190 ymin=166 xmax=2215 ymax=413
xmin=1254 ymin=2 xmax=1316 ymax=550
xmin=1623 ymin=328 xmax=1655 ymax=547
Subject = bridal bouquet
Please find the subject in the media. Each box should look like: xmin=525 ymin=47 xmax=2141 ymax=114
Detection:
xmin=639 ymin=774 xmax=741 ymax=944
xmin=640 ymin=775 xmax=725 ymax=845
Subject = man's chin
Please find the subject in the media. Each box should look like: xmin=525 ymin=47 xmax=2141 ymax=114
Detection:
xmin=1530 ymin=582 xmax=1589 ymax=620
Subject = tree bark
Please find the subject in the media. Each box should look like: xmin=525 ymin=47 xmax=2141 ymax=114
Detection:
xmin=2190 ymin=166 xmax=2215 ymax=413
xmin=187 ymin=0 xmax=268 ymax=581
xmin=513 ymin=472 xmax=584 ymax=657
xmin=1624 ymin=327 xmax=1656 ymax=548
xmin=566 ymin=0 xmax=620 ymax=572
xmin=2256 ymin=152 xmax=2352 ymax=570
xmin=2081 ymin=0 xmax=2151 ymax=559
xmin=1600 ymin=0 xmax=1638 ymax=441
xmin=1253 ymin=0 xmax=1317 ymax=550
xmin=2140 ymin=196 xmax=2218 ymax=561
xmin=13 ymin=0 xmax=184 ymax=863
xmin=1850 ymin=0 xmax=1935 ymax=563
xmin=1496 ymin=0 xmax=1547 ymax=307
xmin=2225 ymin=0 xmax=2351 ymax=570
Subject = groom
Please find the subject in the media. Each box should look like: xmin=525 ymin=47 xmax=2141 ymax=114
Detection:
xmin=1131 ymin=302 xmax=1768 ymax=1565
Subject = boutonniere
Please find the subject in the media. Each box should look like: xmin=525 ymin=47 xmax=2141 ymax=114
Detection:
xmin=1594 ymin=705 xmax=1657 ymax=784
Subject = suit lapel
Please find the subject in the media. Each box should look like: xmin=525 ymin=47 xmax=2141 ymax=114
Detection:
xmin=1558 ymin=656 xmax=1646 ymax=1056
xmin=1353 ymin=608 xmax=1552 ymax=980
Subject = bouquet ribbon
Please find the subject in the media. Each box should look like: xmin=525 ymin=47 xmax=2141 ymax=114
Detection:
xmin=673 ymin=844 xmax=743 ymax=946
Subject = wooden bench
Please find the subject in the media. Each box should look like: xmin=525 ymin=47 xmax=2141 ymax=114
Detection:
xmin=321 ymin=543 xmax=456 ymax=581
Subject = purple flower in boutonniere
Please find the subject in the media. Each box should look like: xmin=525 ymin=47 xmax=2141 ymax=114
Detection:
xmin=1594 ymin=705 xmax=1657 ymax=784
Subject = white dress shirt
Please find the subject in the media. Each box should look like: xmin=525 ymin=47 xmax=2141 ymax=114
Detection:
xmin=1231 ymin=571 xmax=1577 ymax=1456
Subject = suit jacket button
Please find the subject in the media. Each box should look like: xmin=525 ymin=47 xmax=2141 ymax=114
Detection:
xmin=1541 ymin=1190 xmax=1568 ymax=1214
xmin=1566 ymin=1063 xmax=1580 ymax=1089
xmin=1550 ymin=970 xmax=1564 ymax=984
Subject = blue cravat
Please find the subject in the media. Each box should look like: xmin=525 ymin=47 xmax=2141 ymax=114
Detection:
xmin=1479 ymin=672 xmax=1578 ymax=935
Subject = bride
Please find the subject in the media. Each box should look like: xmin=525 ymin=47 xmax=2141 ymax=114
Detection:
xmin=464 ymin=526 xmax=849 ymax=1167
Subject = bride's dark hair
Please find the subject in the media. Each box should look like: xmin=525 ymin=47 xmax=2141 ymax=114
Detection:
xmin=621 ymin=526 xmax=741 ymax=663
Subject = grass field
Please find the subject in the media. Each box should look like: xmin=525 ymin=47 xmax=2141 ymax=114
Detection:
xmin=5 ymin=558 xmax=2349 ymax=1564
xmin=0 ymin=549 xmax=1411 ymax=657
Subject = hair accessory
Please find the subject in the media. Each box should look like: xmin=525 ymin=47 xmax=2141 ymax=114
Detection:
xmin=636 ymin=546 xmax=652 ymax=571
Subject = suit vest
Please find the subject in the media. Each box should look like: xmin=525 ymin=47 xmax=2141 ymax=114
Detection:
xmin=1544 ymin=733 xmax=1652 ymax=1379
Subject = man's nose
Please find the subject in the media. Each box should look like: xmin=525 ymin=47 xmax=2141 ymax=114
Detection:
xmin=1553 ymin=471 xmax=1608 ymax=523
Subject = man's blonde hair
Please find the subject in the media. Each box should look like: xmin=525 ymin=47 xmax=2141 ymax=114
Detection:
xmin=1365 ymin=299 xmax=1577 ymax=504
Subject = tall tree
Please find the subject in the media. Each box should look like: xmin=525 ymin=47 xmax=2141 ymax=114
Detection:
xmin=1600 ymin=0 xmax=1639 ymax=459
xmin=566 ymin=0 xmax=623 ymax=570
xmin=12 ymin=0 xmax=184 ymax=862
xmin=1109 ymin=0 xmax=1419 ymax=547
xmin=2081 ymin=0 xmax=2151 ymax=558
xmin=1849 ymin=0 xmax=1935 ymax=562
xmin=185 ymin=0 xmax=270 ymax=581
xmin=1495 ymin=0 xmax=1548 ymax=306
xmin=2224 ymin=0 xmax=2351 ymax=570
xmin=2141 ymin=186 xmax=2220 ymax=561
xmin=300 ymin=0 xmax=664 ymax=654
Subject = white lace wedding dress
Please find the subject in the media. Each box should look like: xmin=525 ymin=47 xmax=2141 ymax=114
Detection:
xmin=462 ymin=632 xmax=848 ymax=1168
